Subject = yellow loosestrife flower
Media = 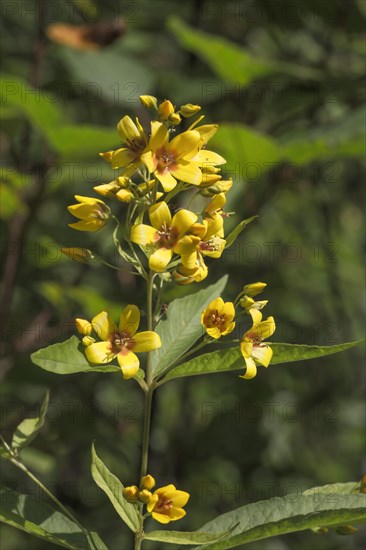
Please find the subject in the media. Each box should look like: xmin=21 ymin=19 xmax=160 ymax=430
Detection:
xmin=107 ymin=115 xmax=147 ymax=172
xmin=141 ymin=121 xmax=203 ymax=191
xmin=84 ymin=305 xmax=161 ymax=379
xmin=140 ymin=474 xmax=155 ymax=491
xmin=68 ymin=195 xmax=110 ymax=232
xmin=130 ymin=201 xmax=198 ymax=272
xmin=240 ymin=309 xmax=276 ymax=379
xmin=147 ymin=484 xmax=190 ymax=524
xmin=201 ymin=297 xmax=235 ymax=339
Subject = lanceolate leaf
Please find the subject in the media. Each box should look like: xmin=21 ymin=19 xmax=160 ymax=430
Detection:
xmin=91 ymin=444 xmax=139 ymax=533
xmin=0 ymin=484 xmax=107 ymax=550
xmin=12 ymin=391 xmax=49 ymax=451
xmin=151 ymin=276 xmax=228 ymax=378
xmin=31 ymin=336 xmax=120 ymax=375
xmin=190 ymin=484 xmax=366 ymax=550
xmin=144 ymin=528 xmax=233 ymax=545
xmin=163 ymin=340 xmax=365 ymax=382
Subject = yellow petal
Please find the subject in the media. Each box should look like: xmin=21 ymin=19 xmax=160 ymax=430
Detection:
xmin=155 ymin=169 xmax=177 ymax=192
xmin=69 ymin=220 xmax=105 ymax=232
xmin=131 ymin=224 xmax=157 ymax=245
xmin=248 ymin=308 xmax=263 ymax=328
xmin=222 ymin=321 xmax=236 ymax=336
xmin=149 ymin=201 xmax=171 ymax=230
xmin=196 ymin=124 xmax=218 ymax=143
xmin=173 ymin=161 xmax=202 ymax=185
xmin=149 ymin=247 xmax=173 ymax=272
xmin=170 ymin=489 xmax=190 ymax=507
xmin=171 ymin=209 xmax=197 ymax=237
xmin=149 ymin=121 xmax=169 ymax=151
xmin=240 ymin=356 xmax=258 ymax=379
xmin=93 ymin=183 xmax=118 ymax=197
xmin=253 ymin=344 xmax=273 ymax=367
xmin=92 ymin=311 xmax=117 ymax=340
xmin=168 ymin=130 xmax=201 ymax=160
xmin=111 ymin=148 xmax=135 ymax=169
xmin=140 ymin=150 xmax=156 ymax=172
xmin=206 ymin=326 xmax=222 ymax=339
xmin=119 ymin=305 xmax=140 ymax=336
xmin=147 ymin=494 xmax=159 ymax=513
xmin=117 ymin=115 xmax=140 ymax=142
xmin=85 ymin=341 xmax=115 ymax=364
xmin=173 ymin=235 xmax=200 ymax=255
xmin=222 ymin=301 xmax=235 ymax=322
xmin=193 ymin=149 xmax=226 ymax=166
xmin=117 ymin=350 xmax=140 ymax=379
xmin=258 ymin=316 xmax=276 ymax=340
xmin=132 ymin=331 xmax=162 ymax=352
xmin=205 ymin=193 xmax=226 ymax=214
xmin=151 ymin=512 xmax=172 ymax=524
xmin=180 ymin=251 xmax=198 ymax=270
xmin=240 ymin=339 xmax=253 ymax=359
xmin=168 ymin=508 xmax=186 ymax=521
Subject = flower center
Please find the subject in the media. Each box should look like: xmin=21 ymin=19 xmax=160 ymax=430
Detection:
xmin=157 ymin=222 xmax=178 ymax=248
xmin=200 ymin=237 xmax=221 ymax=252
xmin=109 ymin=331 xmax=131 ymax=354
xmin=210 ymin=310 xmax=227 ymax=331
xmin=126 ymin=137 xmax=145 ymax=154
xmin=156 ymin=147 xmax=177 ymax=172
xmin=156 ymin=496 xmax=173 ymax=512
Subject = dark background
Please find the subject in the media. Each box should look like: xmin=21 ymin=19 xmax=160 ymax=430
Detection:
xmin=1 ymin=0 xmax=365 ymax=548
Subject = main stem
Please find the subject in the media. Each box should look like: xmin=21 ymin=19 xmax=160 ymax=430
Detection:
xmin=135 ymin=271 xmax=156 ymax=549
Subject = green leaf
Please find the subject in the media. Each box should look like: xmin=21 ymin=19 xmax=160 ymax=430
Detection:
xmin=163 ymin=340 xmax=365 ymax=382
xmin=190 ymin=484 xmax=366 ymax=549
xmin=168 ymin=17 xmax=320 ymax=85
xmin=61 ymin=48 xmax=155 ymax=105
xmin=91 ymin=444 xmax=139 ymax=533
xmin=144 ymin=528 xmax=232 ymax=545
xmin=0 ymin=484 xmax=107 ymax=550
xmin=225 ymin=216 xmax=258 ymax=249
xmin=12 ymin=391 xmax=49 ymax=451
xmin=31 ymin=336 xmax=120 ymax=375
xmin=151 ymin=276 xmax=228 ymax=378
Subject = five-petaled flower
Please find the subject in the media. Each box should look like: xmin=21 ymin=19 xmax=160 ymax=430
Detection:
xmin=130 ymin=201 xmax=199 ymax=272
xmin=147 ymin=484 xmax=190 ymax=524
xmin=240 ymin=308 xmax=276 ymax=379
xmin=68 ymin=195 xmax=110 ymax=232
xmin=101 ymin=115 xmax=147 ymax=174
xmin=82 ymin=305 xmax=161 ymax=379
xmin=201 ymin=297 xmax=236 ymax=339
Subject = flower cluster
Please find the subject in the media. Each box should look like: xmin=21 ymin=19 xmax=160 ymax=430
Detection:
xmin=64 ymin=96 xmax=234 ymax=284
xmin=201 ymin=283 xmax=276 ymax=379
xmin=75 ymin=305 xmax=161 ymax=379
xmin=123 ymin=474 xmax=189 ymax=524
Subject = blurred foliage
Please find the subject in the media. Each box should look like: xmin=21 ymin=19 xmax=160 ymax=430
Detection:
xmin=0 ymin=0 xmax=365 ymax=549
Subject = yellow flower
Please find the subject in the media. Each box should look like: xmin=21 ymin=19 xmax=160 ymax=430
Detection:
xmin=84 ymin=305 xmax=161 ymax=379
xmin=130 ymin=201 xmax=199 ymax=272
xmin=201 ymin=297 xmax=235 ymax=339
xmin=201 ymin=178 xmax=233 ymax=197
xmin=147 ymin=484 xmax=190 ymax=524
xmin=204 ymin=193 xmax=226 ymax=237
xmin=173 ymin=257 xmax=208 ymax=285
xmin=179 ymin=103 xmax=201 ymax=118
xmin=75 ymin=318 xmax=92 ymax=336
xmin=139 ymin=95 xmax=158 ymax=110
xmin=243 ymin=282 xmax=267 ymax=297
xmin=139 ymin=489 xmax=153 ymax=504
xmin=68 ymin=195 xmax=110 ymax=232
xmin=141 ymin=121 xmax=203 ymax=191
xmin=240 ymin=309 xmax=276 ymax=379
xmin=123 ymin=486 xmax=139 ymax=503
xmin=240 ymin=295 xmax=268 ymax=312
xmin=110 ymin=115 xmax=147 ymax=171
xmin=158 ymin=99 xmax=175 ymax=120
xmin=193 ymin=219 xmax=226 ymax=259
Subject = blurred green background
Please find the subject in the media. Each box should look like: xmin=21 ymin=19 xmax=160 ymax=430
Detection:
xmin=1 ymin=0 xmax=365 ymax=548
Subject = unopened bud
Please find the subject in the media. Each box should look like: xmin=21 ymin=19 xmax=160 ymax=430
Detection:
xmin=139 ymin=489 xmax=152 ymax=504
xmin=179 ymin=103 xmax=201 ymax=117
xmin=158 ymin=100 xmax=174 ymax=120
xmin=99 ymin=151 xmax=113 ymax=162
xmin=75 ymin=318 xmax=92 ymax=336
xmin=82 ymin=335 xmax=95 ymax=347
xmin=243 ymin=282 xmax=267 ymax=297
xmin=61 ymin=247 xmax=96 ymax=264
xmin=140 ymin=474 xmax=155 ymax=490
xmin=123 ymin=486 xmax=139 ymax=503
xmin=169 ymin=112 xmax=182 ymax=125
xmin=139 ymin=95 xmax=158 ymax=109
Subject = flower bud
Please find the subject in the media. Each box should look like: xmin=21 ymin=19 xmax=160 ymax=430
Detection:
xmin=99 ymin=151 xmax=113 ymax=163
xmin=169 ymin=112 xmax=182 ymax=125
xmin=158 ymin=100 xmax=174 ymax=120
xmin=139 ymin=489 xmax=152 ymax=504
xmin=243 ymin=282 xmax=267 ymax=297
xmin=82 ymin=335 xmax=95 ymax=347
xmin=179 ymin=103 xmax=201 ymax=117
xmin=140 ymin=474 xmax=155 ymax=491
xmin=75 ymin=318 xmax=92 ymax=336
xmin=139 ymin=95 xmax=158 ymax=110
xmin=61 ymin=247 xmax=96 ymax=263
xmin=123 ymin=486 xmax=139 ymax=503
